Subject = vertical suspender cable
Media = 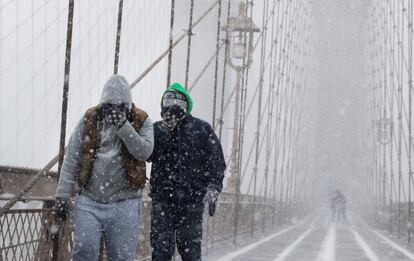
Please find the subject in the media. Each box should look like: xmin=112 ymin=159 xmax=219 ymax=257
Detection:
xmin=286 ymin=0 xmax=302 ymax=207
xmin=236 ymin=0 xmax=256 ymax=213
xmin=369 ymin=4 xmax=379 ymax=209
xmin=207 ymin=0 xmax=222 ymax=253
xmin=167 ymin=0 xmax=176 ymax=87
xmin=54 ymin=3 xmax=75 ymax=260
xmin=374 ymin=2 xmax=381 ymax=214
xmin=297 ymin=6 xmax=309 ymax=205
xmin=232 ymin=72 xmax=243 ymax=245
xmin=382 ymin=0 xmax=388 ymax=227
xmin=376 ymin=2 xmax=382 ymax=210
xmin=274 ymin=0 xmax=289 ymax=205
xmin=57 ymin=0 xmax=75 ymax=177
xmin=233 ymin=0 xmax=254 ymax=243
xmin=377 ymin=0 xmax=384 ymax=220
xmin=251 ymin=0 xmax=269 ymax=238
xmin=380 ymin=1 xmax=386 ymax=215
xmin=285 ymin=0 xmax=298 ymax=206
xmin=15 ymin=0 xmax=20 ymax=163
xmin=276 ymin=0 xmax=289 ymax=207
xmin=212 ymin=0 xmax=222 ymax=128
xmin=371 ymin=3 xmax=377 ymax=209
xmin=266 ymin=1 xmax=279 ymax=230
xmin=397 ymin=0 xmax=403 ymax=237
xmin=271 ymin=0 xmax=283 ymax=228
xmin=386 ymin=0 xmax=395 ymax=232
xmin=285 ymin=0 xmax=298 ymax=207
xmin=113 ymin=0 xmax=124 ymax=74
xmin=263 ymin=0 xmax=276 ymax=233
xmin=184 ymin=0 xmax=195 ymax=89
xmin=218 ymin=1 xmax=231 ymax=140
xmin=279 ymin=0 xmax=294 ymax=209
xmin=408 ymin=0 xmax=413 ymax=243
xmin=291 ymin=2 xmax=307 ymax=210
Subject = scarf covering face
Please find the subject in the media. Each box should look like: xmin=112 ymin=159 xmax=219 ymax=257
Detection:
xmin=161 ymin=91 xmax=188 ymax=130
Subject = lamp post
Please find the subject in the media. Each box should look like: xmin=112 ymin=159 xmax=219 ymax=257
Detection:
xmin=222 ymin=1 xmax=259 ymax=244
xmin=224 ymin=1 xmax=260 ymax=194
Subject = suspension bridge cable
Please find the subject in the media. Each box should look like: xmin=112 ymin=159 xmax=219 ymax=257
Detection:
xmin=212 ymin=0 xmax=223 ymax=129
xmin=166 ymin=0 xmax=175 ymax=87
xmin=113 ymin=0 xmax=124 ymax=74
xmin=230 ymin=2 xmax=288 ymax=186
xmin=57 ymin=0 xmax=75 ymax=176
xmin=188 ymin=42 xmax=225 ymax=92
xmin=217 ymin=1 xmax=231 ymax=140
xmin=369 ymin=0 xmax=414 ymax=238
xmin=408 ymin=0 xmax=413 ymax=243
xmin=130 ymin=0 xmax=220 ymax=88
xmin=184 ymin=0 xmax=195 ymax=89
xmin=251 ymin=0 xmax=270 ymax=237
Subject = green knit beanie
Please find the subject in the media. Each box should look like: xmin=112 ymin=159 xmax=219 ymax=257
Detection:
xmin=161 ymin=82 xmax=193 ymax=113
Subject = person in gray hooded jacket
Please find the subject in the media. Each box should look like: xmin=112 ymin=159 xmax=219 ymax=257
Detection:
xmin=55 ymin=74 xmax=154 ymax=261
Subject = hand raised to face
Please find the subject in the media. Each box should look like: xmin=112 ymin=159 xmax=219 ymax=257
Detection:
xmin=101 ymin=103 xmax=129 ymax=128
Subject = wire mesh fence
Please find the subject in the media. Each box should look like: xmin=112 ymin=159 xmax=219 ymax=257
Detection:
xmin=0 ymin=208 xmax=54 ymax=261
xmin=0 ymin=196 xmax=296 ymax=261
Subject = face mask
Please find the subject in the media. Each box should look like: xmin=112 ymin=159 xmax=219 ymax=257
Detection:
xmin=161 ymin=105 xmax=186 ymax=130
xmin=101 ymin=103 xmax=129 ymax=124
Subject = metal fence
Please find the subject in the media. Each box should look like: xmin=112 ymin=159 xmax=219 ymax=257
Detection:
xmin=0 ymin=208 xmax=54 ymax=261
xmin=0 ymin=194 xmax=298 ymax=261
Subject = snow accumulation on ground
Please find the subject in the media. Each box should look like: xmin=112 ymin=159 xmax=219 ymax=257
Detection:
xmin=316 ymin=223 xmax=336 ymax=261
xmin=206 ymin=213 xmax=414 ymax=261
xmin=350 ymin=227 xmax=379 ymax=261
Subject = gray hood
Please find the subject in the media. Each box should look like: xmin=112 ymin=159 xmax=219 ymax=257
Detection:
xmin=100 ymin=74 xmax=133 ymax=107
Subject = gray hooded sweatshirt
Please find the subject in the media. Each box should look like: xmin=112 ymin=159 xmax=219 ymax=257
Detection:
xmin=56 ymin=75 xmax=154 ymax=203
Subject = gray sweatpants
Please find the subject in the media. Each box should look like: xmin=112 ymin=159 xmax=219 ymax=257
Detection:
xmin=72 ymin=195 xmax=141 ymax=261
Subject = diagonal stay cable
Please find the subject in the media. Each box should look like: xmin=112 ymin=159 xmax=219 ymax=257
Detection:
xmin=0 ymin=154 xmax=60 ymax=213
xmin=188 ymin=41 xmax=225 ymax=93
xmin=130 ymin=0 xmax=220 ymax=88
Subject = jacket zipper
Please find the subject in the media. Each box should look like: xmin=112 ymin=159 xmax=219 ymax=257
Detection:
xmin=177 ymin=125 xmax=182 ymax=207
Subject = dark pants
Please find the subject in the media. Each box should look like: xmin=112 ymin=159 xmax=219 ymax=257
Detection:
xmin=151 ymin=201 xmax=203 ymax=261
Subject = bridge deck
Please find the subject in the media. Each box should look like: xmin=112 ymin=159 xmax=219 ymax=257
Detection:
xmin=207 ymin=214 xmax=414 ymax=261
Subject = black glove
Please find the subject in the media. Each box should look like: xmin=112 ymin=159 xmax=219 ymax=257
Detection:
xmin=203 ymin=189 xmax=219 ymax=216
xmin=102 ymin=103 xmax=128 ymax=128
xmin=54 ymin=197 xmax=69 ymax=221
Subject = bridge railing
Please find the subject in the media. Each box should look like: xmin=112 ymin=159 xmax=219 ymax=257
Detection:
xmin=0 ymin=207 xmax=54 ymax=261
xmin=0 ymin=194 xmax=295 ymax=261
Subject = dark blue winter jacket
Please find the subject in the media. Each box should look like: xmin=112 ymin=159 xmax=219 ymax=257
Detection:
xmin=148 ymin=115 xmax=226 ymax=205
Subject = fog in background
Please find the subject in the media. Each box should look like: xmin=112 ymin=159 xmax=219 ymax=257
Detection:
xmin=308 ymin=0 xmax=372 ymax=210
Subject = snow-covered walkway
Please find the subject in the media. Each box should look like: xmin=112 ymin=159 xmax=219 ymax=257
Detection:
xmin=207 ymin=214 xmax=414 ymax=261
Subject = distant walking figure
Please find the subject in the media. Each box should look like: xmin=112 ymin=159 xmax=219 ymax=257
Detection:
xmin=331 ymin=190 xmax=347 ymax=222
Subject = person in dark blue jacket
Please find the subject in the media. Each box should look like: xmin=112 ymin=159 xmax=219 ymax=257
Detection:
xmin=148 ymin=82 xmax=226 ymax=261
